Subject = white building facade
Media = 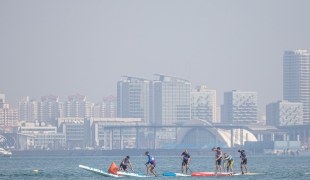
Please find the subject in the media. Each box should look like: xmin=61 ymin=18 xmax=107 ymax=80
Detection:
xmin=18 ymin=96 xmax=38 ymax=122
xmin=266 ymin=100 xmax=303 ymax=126
xmin=63 ymin=94 xmax=92 ymax=118
xmin=38 ymin=95 xmax=63 ymax=124
xmin=191 ymin=86 xmax=216 ymax=122
xmin=221 ymin=90 xmax=258 ymax=124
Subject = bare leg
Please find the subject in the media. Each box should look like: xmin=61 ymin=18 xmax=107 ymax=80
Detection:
xmin=219 ymin=165 xmax=222 ymax=173
xmin=244 ymin=165 xmax=248 ymax=173
xmin=150 ymin=166 xmax=157 ymax=177
xmin=146 ymin=167 xmax=151 ymax=176
xmin=186 ymin=164 xmax=188 ymax=174
xmin=181 ymin=165 xmax=184 ymax=174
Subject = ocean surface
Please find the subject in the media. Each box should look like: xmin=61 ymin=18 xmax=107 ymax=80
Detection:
xmin=0 ymin=155 xmax=309 ymax=180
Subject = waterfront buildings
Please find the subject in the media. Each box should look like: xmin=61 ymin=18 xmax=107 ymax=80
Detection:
xmin=266 ymin=100 xmax=303 ymax=126
xmin=0 ymin=94 xmax=5 ymax=106
xmin=283 ymin=50 xmax=310 ymax=124
xmin=0 ymin=94 xmax=18 ymax=131
xmin=38 ymin=95 xmax=63 ymax=124
xmin=0 ymin=103 xmax=18 ymax=129
xmin=93 ymin=95 xmax=117 ymax=118
xmin=153 ymin=74 xmax=191 ymax=126
xmin=190 ymin=86 xmax=216 ymax=122
xmin=18 ymin=96 xmax=38 ymax=122
xmin=221 ymin=90 xmax=258 ymax=124
xmin=63 ymin=94 xmax=92 ymax=118
xmin=117 ymin=76 xmax=153 ymax=124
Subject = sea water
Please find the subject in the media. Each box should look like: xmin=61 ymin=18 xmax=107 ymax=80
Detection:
xmin=0 ymin=155 xmax=309 ymax=179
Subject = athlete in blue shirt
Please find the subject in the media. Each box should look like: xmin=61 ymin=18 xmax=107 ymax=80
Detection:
xmin=144 ymin=151 xmax=157 ymax=177
xmin=179 ymin=149 xmax=191 ymax=174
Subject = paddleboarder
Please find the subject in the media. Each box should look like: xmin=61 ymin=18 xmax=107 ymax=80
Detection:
xmin=144 ymin=151 xmax=157 ymax=177
xmin=119 ymin=156 xmax=134 ymax=172
xmin=223 ymin=153 xmax=234 ymax=174
xmin=238 ymin=149 xmax=248 ymax=174
xmin=212 ymin=147 xmax=222 ymax=174
xmin=179 ymin=149 xmax=191 ymax=175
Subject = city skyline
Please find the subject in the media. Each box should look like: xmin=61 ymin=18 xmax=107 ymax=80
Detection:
xmin=1 ymin=1 xmax=310 ymax=115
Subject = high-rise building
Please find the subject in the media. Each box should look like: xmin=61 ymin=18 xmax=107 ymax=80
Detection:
xmin=0 ymin=103 xmax=19 ymax=131
xmin=190 ymin=86 xmax=216 ymax=122
xmin=63 ymin=94 xmax=92 ymax=118
xmin=283 ymin=50 xmax=310 ymax=124
xmin=266 ymin=100 xmax=303 ymax=126
xmin=92 ymin=95 xmax=117 ymax=118
xmin=38 ymin=95 xmax=63 ymax=124
xmin=117 ymin=76 xmax=153 ymax=124
xmin=0 ymin=94 xmax=5 ymax=104
xmin=18 ymin=96 xmax=38 ymax=122
xmin=153 ymin=74 xmax=190 ymax=125
xmin=221 ymin=90 xmax=258 ymax=124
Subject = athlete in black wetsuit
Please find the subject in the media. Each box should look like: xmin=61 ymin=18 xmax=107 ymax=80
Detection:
xmin=119 ymin=156 xmax=134 ymax=172
xmin=238 ymin=150 xmax=248 ymax=174
xmin=212 ymin=147 xmax=222 ymax=174
xmin=179 ymin=149 xmax=191 ymax=174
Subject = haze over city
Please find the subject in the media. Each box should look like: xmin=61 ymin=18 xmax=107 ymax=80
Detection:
xmin=1 ymin=0 xmax=310 ymax=115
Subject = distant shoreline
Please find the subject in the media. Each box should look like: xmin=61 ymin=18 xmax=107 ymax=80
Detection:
xmin=8 ymin=148 xmax=309 ymax=157
xmin=10 ymin=148 xmax=242 ymax=157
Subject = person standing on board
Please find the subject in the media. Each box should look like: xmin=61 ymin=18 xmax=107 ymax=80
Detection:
xmin=223 ymin=153 xmax=234 ymax=174
xmin=119 ymin=156 xmax=134 ymax=172
xmin=179 ymin=149 xmax=191 ymax=174
xmin=238 ymin=149 xmax=248 ymax=174
xmin=212 ymin=147 xmax=222 ymax=174
xmin=144 ymin=151 xmax=157 ymax=177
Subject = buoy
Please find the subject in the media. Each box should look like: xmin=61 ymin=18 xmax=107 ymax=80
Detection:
xmin=33 ymin=170 xmax=38 ymax=172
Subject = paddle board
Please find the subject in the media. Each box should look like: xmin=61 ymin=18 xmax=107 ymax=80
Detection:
xmin=117 ymin=171 xmax=150 ymax=177
xmin=79 ymin=165 xmax=121 ymax=177
xmin=162 ymin=172 xmax=191 ymax=177
xmin=191 ymin=172 xmax=239 ymax=176
xmin=235 ymin=172 xmax=260 ymax=175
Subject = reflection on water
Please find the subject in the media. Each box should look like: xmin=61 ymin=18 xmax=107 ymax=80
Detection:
xmin=0 ymin=155 xmax=310 ymax=179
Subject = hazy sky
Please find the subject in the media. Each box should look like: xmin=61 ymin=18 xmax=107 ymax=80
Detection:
xmin=1 ymin=1 xmax=310 ymax=114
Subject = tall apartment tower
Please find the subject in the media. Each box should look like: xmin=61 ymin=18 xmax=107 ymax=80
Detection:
xmin=63 ymin=94 xmax=92 ymax=118
xmin=93 ymin=95 xmax=117 ymax=118
xmin=117 ymin=76 xmax=153 ymax=124
xmin=18 ymin=96 xmax=38 ymax=122
xmin=38 ymin=95 xmax=63 ymax=124
xmin=190 ymin=86 xmax=216 ymax=122
xmin=266 ymin=100 xmax=303 ymax=126
xmin=153 ymin=74 xmax=190 ymax=125
xmin=0 ymin=103 xmax=19 ymax=130
xmin=283 ymin=50 xmax=310 ymax=124
xmin=0 ymin=94 xmax=5 ymax=107
xmin=221 ymin=90 xmax=258 ymax=124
